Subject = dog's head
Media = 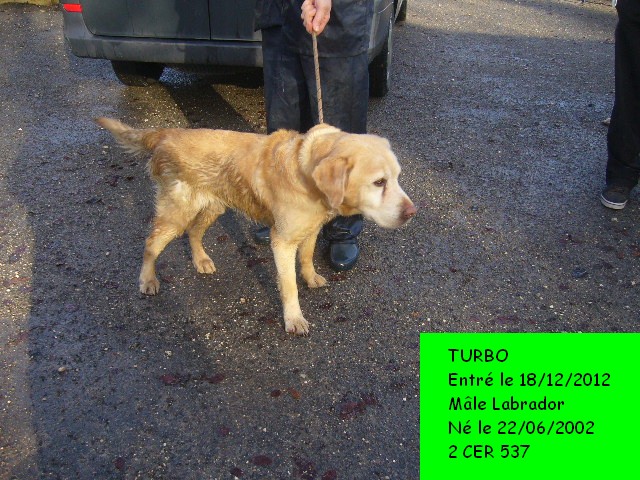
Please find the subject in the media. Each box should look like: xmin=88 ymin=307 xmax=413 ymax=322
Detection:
xmin=305 ymin=125 xmax=416 ymax=229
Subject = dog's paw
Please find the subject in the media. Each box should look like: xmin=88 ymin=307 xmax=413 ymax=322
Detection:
xmin=284 ymin=315 xmax=310 ymax=336
xmin=305 ymin=272 xmax=328 ymax=289
xmin=193 ymin=257 xmax=216 ymax=274
xmin=140 ymin=277 xmax=160 ymax=295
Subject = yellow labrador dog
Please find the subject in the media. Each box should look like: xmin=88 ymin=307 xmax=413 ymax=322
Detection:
xmin=97 ymin=118 xmax=416 ymax=335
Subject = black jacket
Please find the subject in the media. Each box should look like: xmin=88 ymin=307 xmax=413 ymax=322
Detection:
xmin=255 ymin=0 xmax=285 ymax=30
xmin=284 ymin=0 xmax=372 ymax=57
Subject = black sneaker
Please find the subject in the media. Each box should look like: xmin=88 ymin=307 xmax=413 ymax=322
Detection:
xmin=600 ymin=185 xmax=630 ymax=210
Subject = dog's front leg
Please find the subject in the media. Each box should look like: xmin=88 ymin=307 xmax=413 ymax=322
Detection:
xmin=271 ymin=231 xmax=309 ymax=335
xmin=298 ymin=231 xmax=327 ymax=289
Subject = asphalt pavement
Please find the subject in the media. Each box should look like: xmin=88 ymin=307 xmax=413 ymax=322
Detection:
xmin=0 ymin=1 xmax=637 ymax=479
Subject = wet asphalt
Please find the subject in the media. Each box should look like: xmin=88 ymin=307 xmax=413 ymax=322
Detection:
xmin=0 ymin=1 xmax=637 ymax=479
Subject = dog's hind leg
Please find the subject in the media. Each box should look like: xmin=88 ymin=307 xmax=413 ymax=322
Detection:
xmin=187 ymin=205 xmax=224 ymax=274
xmin=139 ymin=197 xmax=198 ymax=295
xmin=139 ymin=218 xmax=183 ymax=295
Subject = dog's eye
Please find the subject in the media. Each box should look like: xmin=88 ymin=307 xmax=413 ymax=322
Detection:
xmin=373 ymin=178 xmax=387 ymax=187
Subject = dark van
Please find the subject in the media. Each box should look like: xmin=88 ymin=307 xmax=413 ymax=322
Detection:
xmin=61 ymin=0 xmax=406 ymax=96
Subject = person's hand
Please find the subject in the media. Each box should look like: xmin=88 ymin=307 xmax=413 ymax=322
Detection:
xmin=301 ymin=0 xmax=332 ymax=35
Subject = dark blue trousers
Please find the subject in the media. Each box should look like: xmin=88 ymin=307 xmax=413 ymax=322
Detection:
xmin=607 ymin=0 xmax=640 ymax=187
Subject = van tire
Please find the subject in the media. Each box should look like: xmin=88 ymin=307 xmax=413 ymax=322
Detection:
xmin=369 ymin=15 xmax=393 ymax=97
xmin=111 ymin=61 xmax=164 ymax=87
xmin=397 ymin=0 xmax=407 ymax=22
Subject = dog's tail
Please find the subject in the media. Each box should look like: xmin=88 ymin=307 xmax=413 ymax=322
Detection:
xmin=95 ymin=117 xmax=162 ymax=155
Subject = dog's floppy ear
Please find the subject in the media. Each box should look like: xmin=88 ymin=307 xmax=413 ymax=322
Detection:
xmin=312 ymin=156 xmax=349 ymax=209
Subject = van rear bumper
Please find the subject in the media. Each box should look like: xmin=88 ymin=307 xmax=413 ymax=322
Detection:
xmin=62 ymin=11 xmax=263 ymax=67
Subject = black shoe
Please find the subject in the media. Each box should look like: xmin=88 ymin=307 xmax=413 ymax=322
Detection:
xmin=254 ymin=226 xmax=270 ymax=245
xmin=323 ymin=215 xmax=363 ymax=271
xmin=600 ymin=185 xmax=631 ymax=210
xmin=328 ymin=239 xmax=360 ymax=271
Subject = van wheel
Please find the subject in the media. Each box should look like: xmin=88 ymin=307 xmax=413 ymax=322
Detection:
xmin=111 ymin=61 xmax=164 ymax=87
xmin=369 ymin=14 xmax=393 ymax=98
xmin=397 ymin=0 xmax=407 ymax=22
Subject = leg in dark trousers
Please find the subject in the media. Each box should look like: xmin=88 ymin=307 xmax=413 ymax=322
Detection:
xmin=300 ymin=52 xmax=370 ymax=270
xmin=607 ymin=4 xmax=640 ymax=187
xmin=602 ymin=1 xmax=640 ymax=208
xmin=262 ymin=27 xmax=314 ymax=133
xmin=255 ymin=26 xmax=316 ymax=244
xmin=260 ymin=32 xmax=370 ymax=269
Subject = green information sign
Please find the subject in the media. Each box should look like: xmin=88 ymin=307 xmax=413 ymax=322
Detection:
xmin=420 ymin=334 xmax=639 ymax=479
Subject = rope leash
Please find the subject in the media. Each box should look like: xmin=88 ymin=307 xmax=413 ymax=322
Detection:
xmin=312 ymin=33 xmax=324 ymax=124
